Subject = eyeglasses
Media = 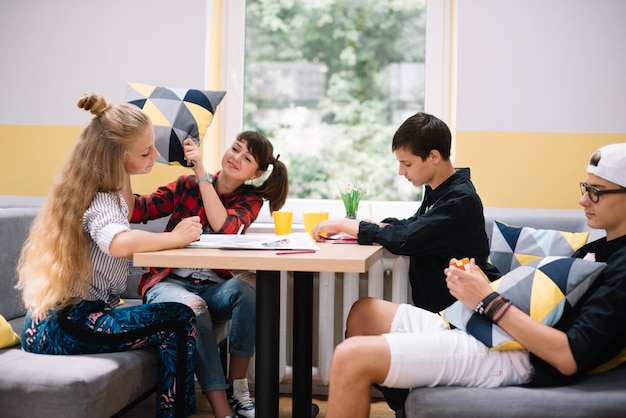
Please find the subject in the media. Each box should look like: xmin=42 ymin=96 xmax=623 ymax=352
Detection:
xmin=580 ymin=182 xmax=626 ymax=203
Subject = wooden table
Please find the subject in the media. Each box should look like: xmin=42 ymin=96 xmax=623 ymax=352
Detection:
xmin=134 ymin=242 xmax=383 ymax=418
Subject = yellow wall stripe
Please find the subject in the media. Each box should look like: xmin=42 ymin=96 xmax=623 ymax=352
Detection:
xmin=3 ymin=127 xmax=625 ymax=209
xmin=455 ymin=131 xmax=626 ymax=209
xmin=0 ymin=125 xmax=191 ymax=196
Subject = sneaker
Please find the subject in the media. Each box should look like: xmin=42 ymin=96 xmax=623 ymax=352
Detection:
xmin=227 ymin=378 xmax=255 ymax=418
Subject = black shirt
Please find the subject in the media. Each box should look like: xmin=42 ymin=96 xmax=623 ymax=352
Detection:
xmin=529 ymin=234 xmax=626 ymax=386
xmin=357 ymin=168 xmax=494 ymax=312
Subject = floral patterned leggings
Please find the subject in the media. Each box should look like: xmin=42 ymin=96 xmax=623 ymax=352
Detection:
xmin=22 ymin=300 xmax=197 ymax=418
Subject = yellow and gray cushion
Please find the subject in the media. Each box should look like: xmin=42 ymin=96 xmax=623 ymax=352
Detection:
xmin=442 ymin=256 xmax=606 ymax=350
xmin=125 ymin=82 xmax=226 ymax=167
xmin=489 ymin=220 xmax=589 ymax=274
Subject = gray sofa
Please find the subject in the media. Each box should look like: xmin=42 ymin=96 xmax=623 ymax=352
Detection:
xmin=0 ymin=207 xmax=161 ymax=417
xmin=4 ymin=201 xmax=625 ymax=416
xmin=0 ymin=205 xmax=229 ymax=418
xmin=405 ymin=207 xmax=626 ymax=418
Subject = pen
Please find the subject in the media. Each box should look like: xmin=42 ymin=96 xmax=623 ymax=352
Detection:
xmin=235 ymin=224 xmax=245 ymax=242
xmin=276 ymin=250 xmax=317 ymax=255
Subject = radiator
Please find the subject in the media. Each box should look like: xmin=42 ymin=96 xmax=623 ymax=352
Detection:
xmin=250 ymin=251 xmax=410 ymax=389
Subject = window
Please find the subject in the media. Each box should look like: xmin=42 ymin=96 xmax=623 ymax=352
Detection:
xmin=222 ymin=0 xmax=452 ymax=221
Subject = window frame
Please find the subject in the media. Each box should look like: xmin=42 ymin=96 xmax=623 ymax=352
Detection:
xmin=219 ymin=0 xmax=453 ymax=224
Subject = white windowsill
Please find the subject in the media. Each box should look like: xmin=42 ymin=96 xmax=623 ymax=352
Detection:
xmin=254 ymin=198 xmax=420 ymax=225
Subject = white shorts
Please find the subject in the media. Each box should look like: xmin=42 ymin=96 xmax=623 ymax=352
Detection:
xmin=381 ymin=303 xmax=534 ymax=389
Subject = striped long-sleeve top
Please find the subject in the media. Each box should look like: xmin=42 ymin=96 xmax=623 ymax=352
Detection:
xmin=82 ymin=192 xmax=131 ymax=308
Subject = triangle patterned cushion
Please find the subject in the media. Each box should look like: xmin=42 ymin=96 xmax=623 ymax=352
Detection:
xmin=125 ymin=82 xmax=226 ymax=167
xmin=489 ymin=220 xmax=589 ymax=274
xmin=441 ymin=256 xmax=606 ymax=350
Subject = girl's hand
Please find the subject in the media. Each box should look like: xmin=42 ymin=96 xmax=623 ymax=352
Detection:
xmin=182 ymin=138 xmax=203 ymax=172
xmin=170 ymin=216 xmax=203 ymax=246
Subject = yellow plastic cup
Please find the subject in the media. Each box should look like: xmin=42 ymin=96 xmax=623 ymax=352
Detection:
xmin=303 ymin=212 xmax=329 ymax=239
xmin=273 ymin=211 xmax=294 ymax=235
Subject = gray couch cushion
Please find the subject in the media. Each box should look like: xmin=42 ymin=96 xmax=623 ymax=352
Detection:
xmin=1 ymin=299 xmax=159 ymax=418
xmin=405 ymin=364 xmax=626 ymax=418
xmin=0 ymin=345 xmax=158 ymax=418
xmin=483 ymin=207 xmax=605 ymax=243
xmin=0 ymin=208 xmax=39 ymax=320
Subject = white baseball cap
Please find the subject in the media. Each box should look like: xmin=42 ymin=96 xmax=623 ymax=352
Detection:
xmin=587 ymin=143 xmax=626 ymax=188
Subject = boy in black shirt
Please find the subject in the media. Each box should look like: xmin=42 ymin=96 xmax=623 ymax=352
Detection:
xmin=313 ymin=112 xmax=496 ymax=414
xmin=313 ymin=112 xmax=496 ymax=312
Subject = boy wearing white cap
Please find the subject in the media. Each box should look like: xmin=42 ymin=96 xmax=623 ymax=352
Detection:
xmin=580 ymin=143 xmax=626 ymax=240
xmin=323 ymin=144 xmax=626 ymax=418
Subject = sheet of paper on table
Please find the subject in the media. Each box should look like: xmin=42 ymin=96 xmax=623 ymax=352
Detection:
xmin=186 ymin=232 xmax=320 ymax=251
xmin=324 ymin=232 xmax=358 ymax=244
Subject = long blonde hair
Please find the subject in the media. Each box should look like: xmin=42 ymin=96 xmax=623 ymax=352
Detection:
xmin=17 ymin=93 xmax=151 ymax=315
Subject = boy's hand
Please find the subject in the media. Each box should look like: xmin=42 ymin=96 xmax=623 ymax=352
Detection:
xmin=452 ymin=257 xmax=471 ymax=271
xmin=311 ymin=220 xmax=341 ymax=242
xmin=445 ymin=258 xmax=493 ymax=309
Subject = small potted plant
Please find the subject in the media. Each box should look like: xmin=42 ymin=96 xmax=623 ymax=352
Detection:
xmin=339 ymin=182 xmax=367 ymax=219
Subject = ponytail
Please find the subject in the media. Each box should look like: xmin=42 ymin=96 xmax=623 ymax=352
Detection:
xmin=256 ymin=158 xmax=288 ymax=212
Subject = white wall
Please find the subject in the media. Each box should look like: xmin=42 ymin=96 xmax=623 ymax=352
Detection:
xmin=0 ymin=0 xmax=211 ymax=126
xmin=455 ymin=0 xmax=626 ymax=133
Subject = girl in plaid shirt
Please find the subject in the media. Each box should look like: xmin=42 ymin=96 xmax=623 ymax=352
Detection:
xmin=131 ymin=131 xmax=288 ymax=418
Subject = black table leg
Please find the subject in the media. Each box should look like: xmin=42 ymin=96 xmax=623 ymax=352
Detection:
xmin=293 ymin=271 xmax=315 ymax=417
xmin=255 ymin=270 xmax=280 ymax=418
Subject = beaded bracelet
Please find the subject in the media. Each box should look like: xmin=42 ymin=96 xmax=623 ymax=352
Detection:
xmin=474 ymin=292 xmax=499 ymax=315
xmin=492 ymin=301 xmax=513 ymax=324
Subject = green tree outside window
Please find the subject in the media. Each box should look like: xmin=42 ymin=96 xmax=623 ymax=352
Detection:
xmin=244 ymin=0 xmax=426 ymax=201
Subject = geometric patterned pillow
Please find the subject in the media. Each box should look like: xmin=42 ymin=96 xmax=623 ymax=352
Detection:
xmin=489 ymin=221 xmax=589 ymax=274
xmin=125 ymin=82 xmax=226 ymax=167
xmin=0 ymin=314 xmax=20 ymax=349
xmin=441 ymin=256 xmax=606 ymax=350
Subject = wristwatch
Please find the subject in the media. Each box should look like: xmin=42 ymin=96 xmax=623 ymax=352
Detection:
xmin=195 ymin=173 xmax=214 ymax=184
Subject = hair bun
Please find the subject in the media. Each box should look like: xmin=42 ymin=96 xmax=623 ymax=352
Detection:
xmin=77 ymin=93 xmax=111 ymax=116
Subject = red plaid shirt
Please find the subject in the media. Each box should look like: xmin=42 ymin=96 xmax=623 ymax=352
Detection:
xmin=130 ymin=173 xmax=264 ymax=297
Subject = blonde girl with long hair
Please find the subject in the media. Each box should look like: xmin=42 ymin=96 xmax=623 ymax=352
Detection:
xmin=17 ymin=93 xmax=203 ymax=418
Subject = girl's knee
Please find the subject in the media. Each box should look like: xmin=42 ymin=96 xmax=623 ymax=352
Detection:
xmin=233 ymin=279 xmax=256 ymax=304
xmin=186 ymin=296 xmax=208 ymax=316
xmin=236 ymin=271 xmax=256 ymax=289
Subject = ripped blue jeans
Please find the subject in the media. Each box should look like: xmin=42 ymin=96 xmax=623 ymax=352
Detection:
xmin=145 ymin=275 xmax=256 ymax=392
